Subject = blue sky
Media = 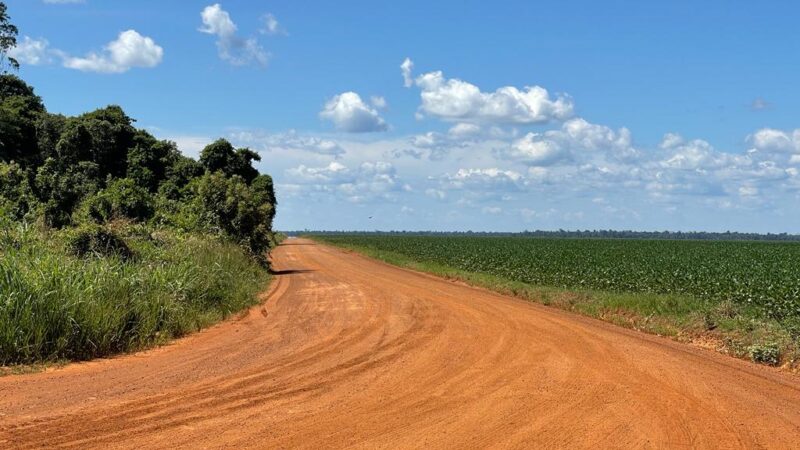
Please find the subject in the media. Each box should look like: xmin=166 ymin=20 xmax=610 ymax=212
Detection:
xmin=7 ymin=0 xmax=800 ymax=232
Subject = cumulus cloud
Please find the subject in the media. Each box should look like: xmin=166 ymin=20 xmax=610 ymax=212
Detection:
xmin=441 ymin=168 xmax=524 ymax=191
xmin=199 ymin=4 xmax=269 ymax=67
xmin=504 ymin=133 xmax=568 ymax=166
xmin=497 ymin=118 xmax=637 ymax=166
xmin=747 ymin=128 xmax=800 ymax=153
xmin=659 ymin=134 xmax=747 ymax=171
xmin=401 ymin=57 xmax=414 ymax=87
xmin=8 ymin=37 xmax=53 ymax=65
xmin=411 ymin=68 xmax=573 ymax=124
xmin=320 ymin=92 xmax=389 ymax=133
xmin=10 ymin=31 xmax=163 ymax=74
xmin=284 ymin=161 xmax=402 ymax=203
xmin=62 ymin=30 xmax=163 ymax=73
xmin=287 ymin=161 xmax=351 ymax=184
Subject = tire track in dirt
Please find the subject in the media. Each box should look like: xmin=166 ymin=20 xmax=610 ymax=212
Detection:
xmin=1 ymin=239 xmax=799 ymax=448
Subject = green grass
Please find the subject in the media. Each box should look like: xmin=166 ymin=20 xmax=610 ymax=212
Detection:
xmin=0 ymin=221 xmax=270 ymax=366
xmin=311 ymin=235 xmax=800 ymax=370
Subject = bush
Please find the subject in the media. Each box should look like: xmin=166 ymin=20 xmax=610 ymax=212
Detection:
xmin=66 ymin=225 xmax=134 ymax=260
xmin=748 ymin=343 xmax=781 ymax=366
xmin=78 ymin=178 xmax=154 ymax=224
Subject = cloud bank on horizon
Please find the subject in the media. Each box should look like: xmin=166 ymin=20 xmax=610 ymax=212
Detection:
xmin=9 ymin=1 xmax=800 ymax=232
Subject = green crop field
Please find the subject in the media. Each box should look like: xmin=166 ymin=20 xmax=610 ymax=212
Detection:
xmin=313 ymin=234 xmax=800 ymax=367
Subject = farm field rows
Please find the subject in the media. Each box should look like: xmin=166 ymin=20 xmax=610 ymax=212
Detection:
xmin=312 ymin=234 xmax=800 ymax=368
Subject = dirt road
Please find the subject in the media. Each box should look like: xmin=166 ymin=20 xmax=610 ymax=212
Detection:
xmin=1 ymin=239 xmax=799 ymax=448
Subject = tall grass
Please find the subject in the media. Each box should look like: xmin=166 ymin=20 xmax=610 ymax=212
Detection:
xmin=0 ymin=222 xmax=269 ymax=365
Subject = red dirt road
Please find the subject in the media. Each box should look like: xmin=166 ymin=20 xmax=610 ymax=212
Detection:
xmin=2 ymin=239 xmax=800 ymax=448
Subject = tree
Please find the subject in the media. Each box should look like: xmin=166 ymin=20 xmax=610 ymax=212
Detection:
xmin=194 ymin=172 xmax=273 ymax=261
xmin=199 ymin=138 xmax=262 ymax=183
xmin=34 ymin=158 xmax=101 ymax=227
xmin=79 ymin=178 xmax=154 ymax=223
xmin=127 ymin=133 xmax=180 ymax=192
xmin=0 ymin=2 xmax=18 ymax=73
xmin=0 ymin=75 xmax=45 ymax=165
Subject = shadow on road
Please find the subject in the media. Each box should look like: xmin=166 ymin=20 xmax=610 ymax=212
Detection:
xmin=270 ymin=269 xmax=315 ymax=276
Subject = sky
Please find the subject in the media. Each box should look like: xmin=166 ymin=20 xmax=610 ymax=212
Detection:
xmin=7 ymin=0 xmax=800 ymax=232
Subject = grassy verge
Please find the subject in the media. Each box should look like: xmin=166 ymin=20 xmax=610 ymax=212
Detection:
xmin=0 ymin=221 xmax=270 ymax=367
xmin=314 ymin=238 xmax=799 ymax=371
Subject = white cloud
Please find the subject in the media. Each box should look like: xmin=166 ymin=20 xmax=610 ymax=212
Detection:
xmin=62 ymin=30 xmax=163 ymax=74
xmin=260 ymin=13 xmax=286 ymax=35
xmin=412 ymin=69 xmax=573 ymax=124
xmin=504 ymin=133 xmax=568 ymax=166
xmin=370 ymin=96 xmax=388 ymax=109
xmin=287 ymin=161 xmax=351 ymax=184
xmin=284 ymin=160 xmax=402 ymax=203
xmin=320 ymin=92 xmax=388 ymax=133
xmin=401 ymin=57 xmax=414 ymax=87
xmin=659 ymin=136 xmax=746 ymax=171
xmin=231 ymin=130 xmax=347 ymax=157
xmin=747 ymin=128 xmax=800 ymax=153
xmin=8 ymin=37 xmax=53 ymax=65
xmin=199 ymin=4 xmax=269 ymax=67
xmin=497 ymin=118 xmax=637 ymax=166
xmin=448 ymin=123 xmax=481 ymax=138
xmin=482 ymin=206 xmax=502 ymax=215
xmin=439 ymin=168 xmax=524 ymax=193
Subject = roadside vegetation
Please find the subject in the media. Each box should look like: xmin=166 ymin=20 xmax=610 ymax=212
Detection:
xmin=0 ymin=6 xmax=278 ymax=365
xmin=312 ymin=234 xmax=800 ymax=370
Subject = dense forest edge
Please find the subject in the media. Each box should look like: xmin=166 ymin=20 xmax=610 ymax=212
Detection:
xmin=0 ymin=4 xmax=279 ymax=366
xmin=311 ymin=234 xmax=800 ymax=371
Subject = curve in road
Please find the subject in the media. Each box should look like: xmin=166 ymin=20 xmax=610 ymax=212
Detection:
xmin=1 ymin=239 xmax=799 ymax=448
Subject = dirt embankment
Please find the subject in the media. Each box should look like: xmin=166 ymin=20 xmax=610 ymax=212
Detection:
xmin=1 ymin=239 xmax=799 ymax=448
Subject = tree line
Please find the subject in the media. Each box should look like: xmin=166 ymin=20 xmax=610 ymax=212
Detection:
xmin=0 ymin=3 xmax=277 ymax=261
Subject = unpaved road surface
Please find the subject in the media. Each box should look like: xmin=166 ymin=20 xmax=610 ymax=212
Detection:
xmin=2 ymin=239 xmax=800 ymax=449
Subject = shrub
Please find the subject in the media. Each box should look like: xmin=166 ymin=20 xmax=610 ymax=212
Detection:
xmin=78 ymin=178 xmax=154 ymax=224
xmin=66 ymin=225 xmax=134 ymax=260
xmin=748 ymin=343 xmax=781 ymax=366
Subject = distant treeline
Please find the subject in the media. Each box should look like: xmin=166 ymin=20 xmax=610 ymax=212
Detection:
xmin=297 ymin=230 xmax=800 ymax=242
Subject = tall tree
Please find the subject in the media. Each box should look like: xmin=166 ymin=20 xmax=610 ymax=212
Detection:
xmin=0 ymin=2 xmax=19 ymax=73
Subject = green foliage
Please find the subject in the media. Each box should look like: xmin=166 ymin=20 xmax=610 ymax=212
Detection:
xmin=66 ymin=224 xmax=134 ymax=260
xmin=193 ymin=171 xmax=274 ymax=261
xmin=0 ymin=223 xmax=269 ymax=364
xmin=0 ymin=161 xmax=35 ymax=220
xmin=0 ymin=75 xmax=277 ymax=255
xmin=199 ymin=138 xmax=261 ymax=183
xmin=0 ymin=25 xmax=279 ymax=366
xmin=78 ymin=178 xmax=154 ymax=223
xmin=127 ymin=134 xmax=179 ymax=191
xmin=748 ymin=343 xmax=781 ymax=366
xmin=34 ymin=158 xmax=101 ymax=227
xmin=0 ymin=75 xmax=45 ymax=164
